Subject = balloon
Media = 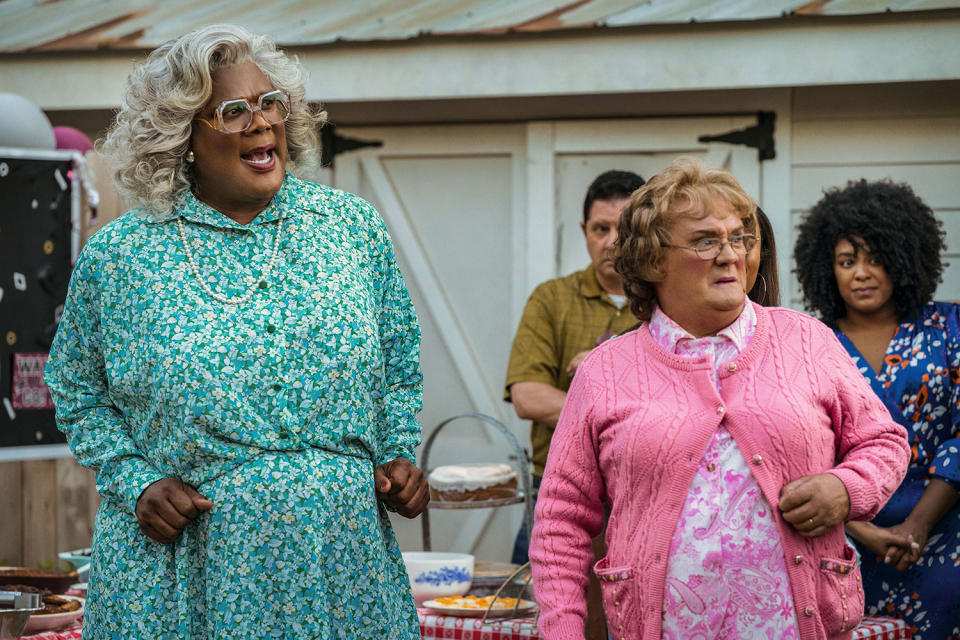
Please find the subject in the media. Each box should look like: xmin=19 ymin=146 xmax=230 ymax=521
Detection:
xmin=54 ymin=126 xmax=94 ymax=154
xmin=0 ymin=93 xmax=55 ymax=149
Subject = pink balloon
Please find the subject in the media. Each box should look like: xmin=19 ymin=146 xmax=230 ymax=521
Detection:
xmin=53 ymin=126 xmax=94 ymax=154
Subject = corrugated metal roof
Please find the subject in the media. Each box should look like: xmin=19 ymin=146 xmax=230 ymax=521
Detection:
xmin=1 ymin=0 xmax=959 ymax=53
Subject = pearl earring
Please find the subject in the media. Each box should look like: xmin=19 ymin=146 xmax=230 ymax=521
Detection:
xmin=186 ymin=150 xmax=195 ymax=164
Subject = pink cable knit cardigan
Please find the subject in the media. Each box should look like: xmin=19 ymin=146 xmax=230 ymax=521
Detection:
xmin=530 ymin=304 xmax=910 ymax=640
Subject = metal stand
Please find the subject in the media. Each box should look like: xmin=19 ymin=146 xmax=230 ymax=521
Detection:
xmin=420 ymin=413 xmax=534 ymax=552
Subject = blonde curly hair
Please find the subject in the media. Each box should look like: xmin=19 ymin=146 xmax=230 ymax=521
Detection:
xmin=101 ymin=23 xmax=326 ymax=219
xmin=613 ymin=156 xmax=757 ymax=321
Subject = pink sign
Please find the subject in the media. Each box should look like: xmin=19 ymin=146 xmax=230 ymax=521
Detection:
xmin=12 ymin=352 xmax=54 ymax=410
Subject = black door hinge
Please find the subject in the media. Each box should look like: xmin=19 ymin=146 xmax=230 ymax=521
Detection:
xmin=698 ymin=111 xmax=776 ymax=161
xmin=320 ymin=124 xmax=383 ymax=167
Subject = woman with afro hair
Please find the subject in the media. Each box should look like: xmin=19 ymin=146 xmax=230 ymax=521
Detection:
xmin=795 ymin=179 xmax=960 ymax=638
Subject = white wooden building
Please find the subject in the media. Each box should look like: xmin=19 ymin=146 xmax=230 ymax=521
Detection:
xmin=1 ymin=0 xmax=959 ymax=562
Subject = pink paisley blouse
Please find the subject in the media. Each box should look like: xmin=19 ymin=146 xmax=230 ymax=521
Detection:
xmin=649 ymin=301 xmax=800 ymax=638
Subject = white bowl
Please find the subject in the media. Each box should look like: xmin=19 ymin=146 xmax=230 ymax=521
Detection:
xmin=58 ymin=548 xmax=91 ymax=581
xmin=402 ymin=552 xmax=474 ymax=605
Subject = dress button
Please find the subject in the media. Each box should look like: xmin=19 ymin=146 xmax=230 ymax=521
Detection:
xmin=752 ymin=454 xmax=763 ymax=465
xmin=266 ymin=324 xmax=277 ymax=333
xmin=794 ymin=555 xmax=803 ymax=565
xmin=804 ymin=606 xmax=815 ymax=617
xmin=716 ymin=406 xmax=725 ymax=415
xmin=706 ymin=462 xmax=716 ymax=472
xmin=258 ymin=280 xmax=268 ymax=289
xmin=271 ymin=383 xmax=282 ymax=392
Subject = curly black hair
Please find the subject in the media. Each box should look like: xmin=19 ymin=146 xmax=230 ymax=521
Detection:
xmin=793 ymin=179 xmax=946 ymax=325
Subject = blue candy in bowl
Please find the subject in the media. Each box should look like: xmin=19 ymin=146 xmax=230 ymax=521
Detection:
xmin=401 ymin=552 xmax=474 ymax=605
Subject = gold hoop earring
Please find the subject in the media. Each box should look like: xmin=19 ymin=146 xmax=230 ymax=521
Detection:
xmin=755 ymin=273 xmax=768 ymax=305
xmin=186 ymin=150 xmax=195 ymax=164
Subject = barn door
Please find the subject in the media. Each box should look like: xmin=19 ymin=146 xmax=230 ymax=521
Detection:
xmin=332 ymin=117 xmax=762 ymax=560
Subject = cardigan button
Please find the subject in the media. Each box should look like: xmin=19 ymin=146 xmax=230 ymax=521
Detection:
xmin=716 ymin=406 xmax=725 ymax=415
xmin=794 ymin=555 xmax=803 ymax=565
xmin=727 ymin=362 xmax=738 ymax=372
xmin=804 ymin=606 xmax=815 ymax=617
xmin=752 ymin=454 xmax=763 ymax=465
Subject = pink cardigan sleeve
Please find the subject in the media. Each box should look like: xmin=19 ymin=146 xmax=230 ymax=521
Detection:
xmin=529 ymin=356 xmax=607 ymax=640
xmin=819 ymin=326 xmax=911 ymax=521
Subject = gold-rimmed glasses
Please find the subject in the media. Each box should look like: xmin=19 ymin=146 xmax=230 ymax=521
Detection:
xmin=664 ymin=234 xmax=758 ymax=260
xmin=194 ymin=89 xmax=291 ymax=134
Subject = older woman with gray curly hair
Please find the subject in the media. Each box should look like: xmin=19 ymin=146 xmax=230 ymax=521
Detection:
xmin=44 ymin=23 xmax=427 ymax=639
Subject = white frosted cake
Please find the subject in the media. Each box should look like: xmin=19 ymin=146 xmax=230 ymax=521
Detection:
xmin=428 ymin=463 xmax=518 ymax=502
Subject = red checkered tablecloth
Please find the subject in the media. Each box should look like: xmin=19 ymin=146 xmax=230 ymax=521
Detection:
xmin=19 ymin=610 xmax=910 ymax=639
xmin=20 ymin=621 xmax=82 ymax=640
xmin=854 ymin=615 xmax=913 ymax=640
xmin=417 ymin=610 xmax=910 ymax=639
xmin=418 ymin=608 xmax=542 ymax=639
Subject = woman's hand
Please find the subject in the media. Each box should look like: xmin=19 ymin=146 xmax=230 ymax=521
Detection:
xmin=779 ymin=473 xmax=850 ymax=537
xmin=873 ymin=521 xmax=925 ymax=570
xmin=882 ymin=478 xmax=959 ymax=569
xmin=845 ymin=520 xmax=918 ymax=568
xmin=374 ymin=457 xmax=429 ymax=518
xmin=135 ymin=478 xmax=213 ymax=544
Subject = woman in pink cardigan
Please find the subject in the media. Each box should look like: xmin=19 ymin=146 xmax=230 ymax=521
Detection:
xmin=529 ymin=157 xmax=910 ymax=640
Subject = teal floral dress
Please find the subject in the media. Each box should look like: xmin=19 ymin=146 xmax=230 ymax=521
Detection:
xmin=44 ymin=174 xmax=423 ymax=639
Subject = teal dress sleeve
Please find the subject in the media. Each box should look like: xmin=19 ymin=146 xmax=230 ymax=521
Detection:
xmin=44 ymin=241 xmax=166 ymax=513
xmin=365 ymin=204 xmax=423 ymax=467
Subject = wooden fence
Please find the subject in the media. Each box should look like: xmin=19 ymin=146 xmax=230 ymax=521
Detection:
xmin=0 ymin=458 xmax=99 ymax=569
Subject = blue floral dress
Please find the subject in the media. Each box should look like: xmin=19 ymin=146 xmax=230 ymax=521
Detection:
xmin=44 ymin=174 xmax=423 ymax=639
xmin=836 ymin=301 xmax=960 ymax=639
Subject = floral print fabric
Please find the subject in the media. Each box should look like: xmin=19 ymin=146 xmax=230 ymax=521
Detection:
xmin=44 ymin=174 xmax=423 ymax=639
xmin=649 ymin=302 xmax=800 ymax=638
xmin=837 ymin=301 xmax=960 ymax=639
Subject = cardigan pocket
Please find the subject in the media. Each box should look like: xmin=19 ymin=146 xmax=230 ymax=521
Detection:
xmin=594 ymin=557 xmax=635 ymax=639
xmin=815 ymin=543 xmax=864 ymax=634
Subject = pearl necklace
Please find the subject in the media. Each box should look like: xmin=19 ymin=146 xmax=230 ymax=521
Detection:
xmin=176 ymin=213 xmax=287 ymax=305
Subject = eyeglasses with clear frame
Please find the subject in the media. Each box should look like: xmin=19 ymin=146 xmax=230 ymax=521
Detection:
xmin=663 ymin=234 xmax=758 ymax=260
xmin=194 ymin=89 xmax=291 ymax=134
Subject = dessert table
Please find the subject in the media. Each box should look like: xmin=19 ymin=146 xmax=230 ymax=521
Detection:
xmin=417 ymin=610 xmax=912 ymax=640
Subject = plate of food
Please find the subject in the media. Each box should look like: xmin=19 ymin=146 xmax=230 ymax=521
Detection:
xmin=22 ymin=594 xmax=84 ymax=634
xmin=421 ymin=595 xmax=537 ymax=618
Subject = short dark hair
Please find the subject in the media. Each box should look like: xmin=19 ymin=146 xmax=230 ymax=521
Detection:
xmin=583 ymin=170 xmax=645 ymax=224
xmin=793 ymin=179 xmax=946 ymax=325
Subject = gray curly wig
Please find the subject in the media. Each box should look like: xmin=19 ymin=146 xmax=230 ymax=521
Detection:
xmin=613 ymin=157 xmax=757 ymax=321
xmin=101 ymin=23 xmax=326 ymax=218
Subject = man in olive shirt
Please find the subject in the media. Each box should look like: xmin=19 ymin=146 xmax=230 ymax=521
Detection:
xmin=505 ymin=169 xmax=644 ymax=482
xmin=504 ymin=169 xmax=643 ymax=640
